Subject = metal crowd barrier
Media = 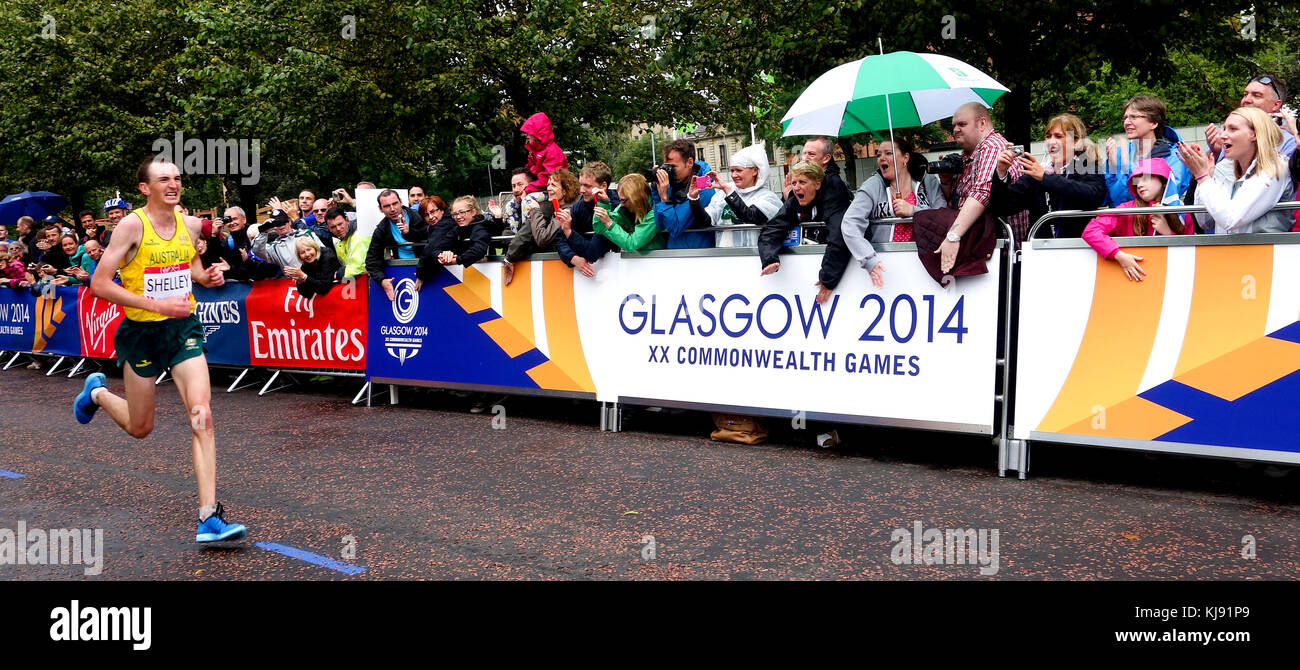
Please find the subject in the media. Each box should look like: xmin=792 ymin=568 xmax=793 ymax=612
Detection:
xmin=390 ymin=220 xmax=841 ymax=257
xmin=1025 ymin=200 xmax=1300 ymax=240
xmin=14 ymin=200 xmax=1298 ymax=477
xmin=1005 ymin=200 xmax=1300 ymax=476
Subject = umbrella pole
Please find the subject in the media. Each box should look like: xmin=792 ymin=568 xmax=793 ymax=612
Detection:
xmin=878 ymin=38 xmax=899 ymax=201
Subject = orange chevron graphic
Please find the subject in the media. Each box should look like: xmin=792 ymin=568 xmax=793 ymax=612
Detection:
xmin=435 ymin=261 xmax=596 ymax=393
xmin=1175 ymin=335 xmax=1300 ymax=401
xmin=525 ymin=360 xmax=583 ymax=390
xmin=1175 ymin=245 xmax=1272 ymax=376
xmin=32 ymin=295 xmax=66 ymax=353
xmin=479 ymin=317 xmax=536 ymax=358
xmin=1051 ymin=328 xmax=1300 ymax=440
xmin=539 ymin=260 xmax=595 ymax=392
xmin=443 ymin=265 xmax=492 ymax=314
xmin=1057 ymin=395 xmax=1191 ymax=441
xmin=1038 ymin=248 xmax=1168 ymax=432
xmin=499 ymin=261 xmax=537 ymax=350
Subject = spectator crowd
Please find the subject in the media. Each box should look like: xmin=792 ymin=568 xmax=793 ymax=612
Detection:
xmin=3 ymin=76 xmax=1298 ymax=298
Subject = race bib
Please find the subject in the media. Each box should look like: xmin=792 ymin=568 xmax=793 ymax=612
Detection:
xmin=143 ymin=262 xmax=192 ymax=301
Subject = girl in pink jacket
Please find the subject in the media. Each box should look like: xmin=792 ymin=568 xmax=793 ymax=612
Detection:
xmin=521 ymin=112 xmax=568 ymax=194
xmin=1082 ymin=157 xmax=1192 ymax=282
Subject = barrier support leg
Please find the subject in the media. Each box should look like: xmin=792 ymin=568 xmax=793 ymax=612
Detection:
xmin=226 ymin=368 xmax=263 ymax=393
xmin=258 ymin=370 xmax=296 ymax=396
xmin=75 ymin=358 xmax=103 ymax=379
xmin=995 ymin=219 xmax=1025 ymax=478
xmin=352 ymin=381 xmax=398 ymax=407
xmin=1000 ymin=434 xmax=1028 ymax=479
xmin=352 ymin=381 xmax=370 ymax=406
xmin=44 ymin=356 xmax=65 ymax=377
xmin=154 ymin=368 xmax=172 ymax=385
xmin=600 ymin=402 xmax=623 ymax=432
xmin=67 ymin=358 xmax=87 ymax=378
xmin=3 ymin=351 xmax=23 ymax=370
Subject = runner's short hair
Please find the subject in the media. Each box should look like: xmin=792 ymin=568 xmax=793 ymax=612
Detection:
xmin=137 ymin=156 xmax=175 ymax=185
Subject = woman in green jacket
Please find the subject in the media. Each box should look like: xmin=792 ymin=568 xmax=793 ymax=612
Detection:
xmin=592 ymin=173 xmax=665 ymax=253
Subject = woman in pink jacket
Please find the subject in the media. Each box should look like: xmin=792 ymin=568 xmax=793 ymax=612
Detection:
xmin=520 ymin=112 xmax=568 ymax=194
xmin=1082 ymin=157 xmax=1192 ymax=282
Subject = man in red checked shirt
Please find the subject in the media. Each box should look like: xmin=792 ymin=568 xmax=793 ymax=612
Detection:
xmin=937 ymin=103 xmax=1031 ymax=273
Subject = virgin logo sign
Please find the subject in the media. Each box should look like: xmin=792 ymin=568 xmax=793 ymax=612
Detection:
xmin=78 ymin=289 xmax=124 ymax=359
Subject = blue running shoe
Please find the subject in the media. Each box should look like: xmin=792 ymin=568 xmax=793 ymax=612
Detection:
xmin=73 ymin=373 xmax=107 ymax=424
xmin=196 ymin=502 xmax=247 ymax=543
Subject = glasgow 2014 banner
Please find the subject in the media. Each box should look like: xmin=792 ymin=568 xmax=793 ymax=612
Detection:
xmin=367 ymin=250 xmax=1001 ymax=433
xmin=0 ymin=285 xmax=81 ymax=356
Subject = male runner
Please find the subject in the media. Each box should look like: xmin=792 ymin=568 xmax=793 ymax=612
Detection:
xmin=73 ymin=157 xmax=247 ymax=543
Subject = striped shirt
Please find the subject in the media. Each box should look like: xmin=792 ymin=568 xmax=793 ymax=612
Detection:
xmin=958 ymin=130 xmax=1032 ymax=242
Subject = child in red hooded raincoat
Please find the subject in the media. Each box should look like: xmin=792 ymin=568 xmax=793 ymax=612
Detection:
xmin=521 ymin=112 xmax=568 ymax=195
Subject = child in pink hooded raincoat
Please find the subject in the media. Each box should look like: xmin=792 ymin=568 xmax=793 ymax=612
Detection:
xmin=1082 ymin=157 xmax=1193 ymax=282
xmin=521 ymin=113 xmax=568 ymax=195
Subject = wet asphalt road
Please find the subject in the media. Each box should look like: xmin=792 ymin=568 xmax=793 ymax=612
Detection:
xmin=1 ymin=364 xmax=1297 ymax=581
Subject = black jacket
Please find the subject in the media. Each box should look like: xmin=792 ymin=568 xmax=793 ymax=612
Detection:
xmin=990 ymin=155 xmax=1106 ymax=238
xmin=758 ymin=183 xmax=851 ymax=278
xmin=214 ymin=227 xmax=278 ymax=281
xmin=297 ymin=247 xmax=342 ymax=299
xmin=199 ymin=234 xmax=241 ymax=270
xmin=35 ymin=245 xmax=71 ymax=271
xmin=807 ymin=161 xmax=855 ymax=288
xmin=365 ymin=210 xmax=430 ymax=285
xmin=555 ymin=191 xmax=622 ymax=266
xmin=417 ymin=215 xmax=492 ymax=281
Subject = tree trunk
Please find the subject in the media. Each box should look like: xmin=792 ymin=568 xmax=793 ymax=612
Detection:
xmin=1001 ymin=84 xmax=1033 ymax=149
xmin=837 ymin=138 xmax=857 ymax=188
xmin=68 ymin=188 xmax=88 ymax=219
xmin=238 ymin=184 xmax=259 ymax=224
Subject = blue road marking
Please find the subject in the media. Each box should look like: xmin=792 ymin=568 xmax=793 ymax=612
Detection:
xmin=0 ymin=470 xmax=24 ymax=479
xmin=254 ymin=541 xmax=367 ymax=575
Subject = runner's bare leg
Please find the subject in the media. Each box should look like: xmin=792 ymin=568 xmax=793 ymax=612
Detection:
xmin=94 ymin=365 xmax=158 ymax=439
xmin=170 ymin=355 xmax=216 ymax=508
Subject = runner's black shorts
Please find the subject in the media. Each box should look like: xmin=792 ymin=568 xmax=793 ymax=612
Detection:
xmin=114 ymin=315 xmax=205 ymax=378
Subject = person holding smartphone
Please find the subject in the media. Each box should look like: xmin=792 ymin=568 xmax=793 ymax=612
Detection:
xmin=703 ymin=143 xmax=782 ymax=248
xmin=992 ymin=113 xmax=1107 ymax=238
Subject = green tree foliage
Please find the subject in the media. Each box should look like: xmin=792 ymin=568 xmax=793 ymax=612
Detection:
xmin=658 ymin=1 xmax=1300 ymax=148
xmin=608 ymin=130 xmax=671 ymax=180
xmin=1 ymin=0 xmax=1297 ymax=221
xmin=0 ymin=0 xmax=709 ymax=217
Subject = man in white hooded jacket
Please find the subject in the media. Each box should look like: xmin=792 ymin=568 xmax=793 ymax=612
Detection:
xmin=704 ymin=143 xmax=783 ymax=247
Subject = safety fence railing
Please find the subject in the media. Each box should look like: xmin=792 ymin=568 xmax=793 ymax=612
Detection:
xmin=8 ymin=203 xmax=1300 ymax=475
xmin=387 ymin=221 xmax=839 ymax=258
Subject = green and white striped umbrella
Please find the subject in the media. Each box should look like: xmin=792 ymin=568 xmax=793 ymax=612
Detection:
xmin=781 ymin=51 xmax=1009 ymax=137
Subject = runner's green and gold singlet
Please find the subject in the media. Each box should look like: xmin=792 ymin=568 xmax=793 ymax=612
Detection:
xmin=118 ymin=209 xmax=196 ymax=322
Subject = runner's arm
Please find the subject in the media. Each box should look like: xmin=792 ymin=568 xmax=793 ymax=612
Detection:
xmin=90 ymin=214 xmax=151 ymax=312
